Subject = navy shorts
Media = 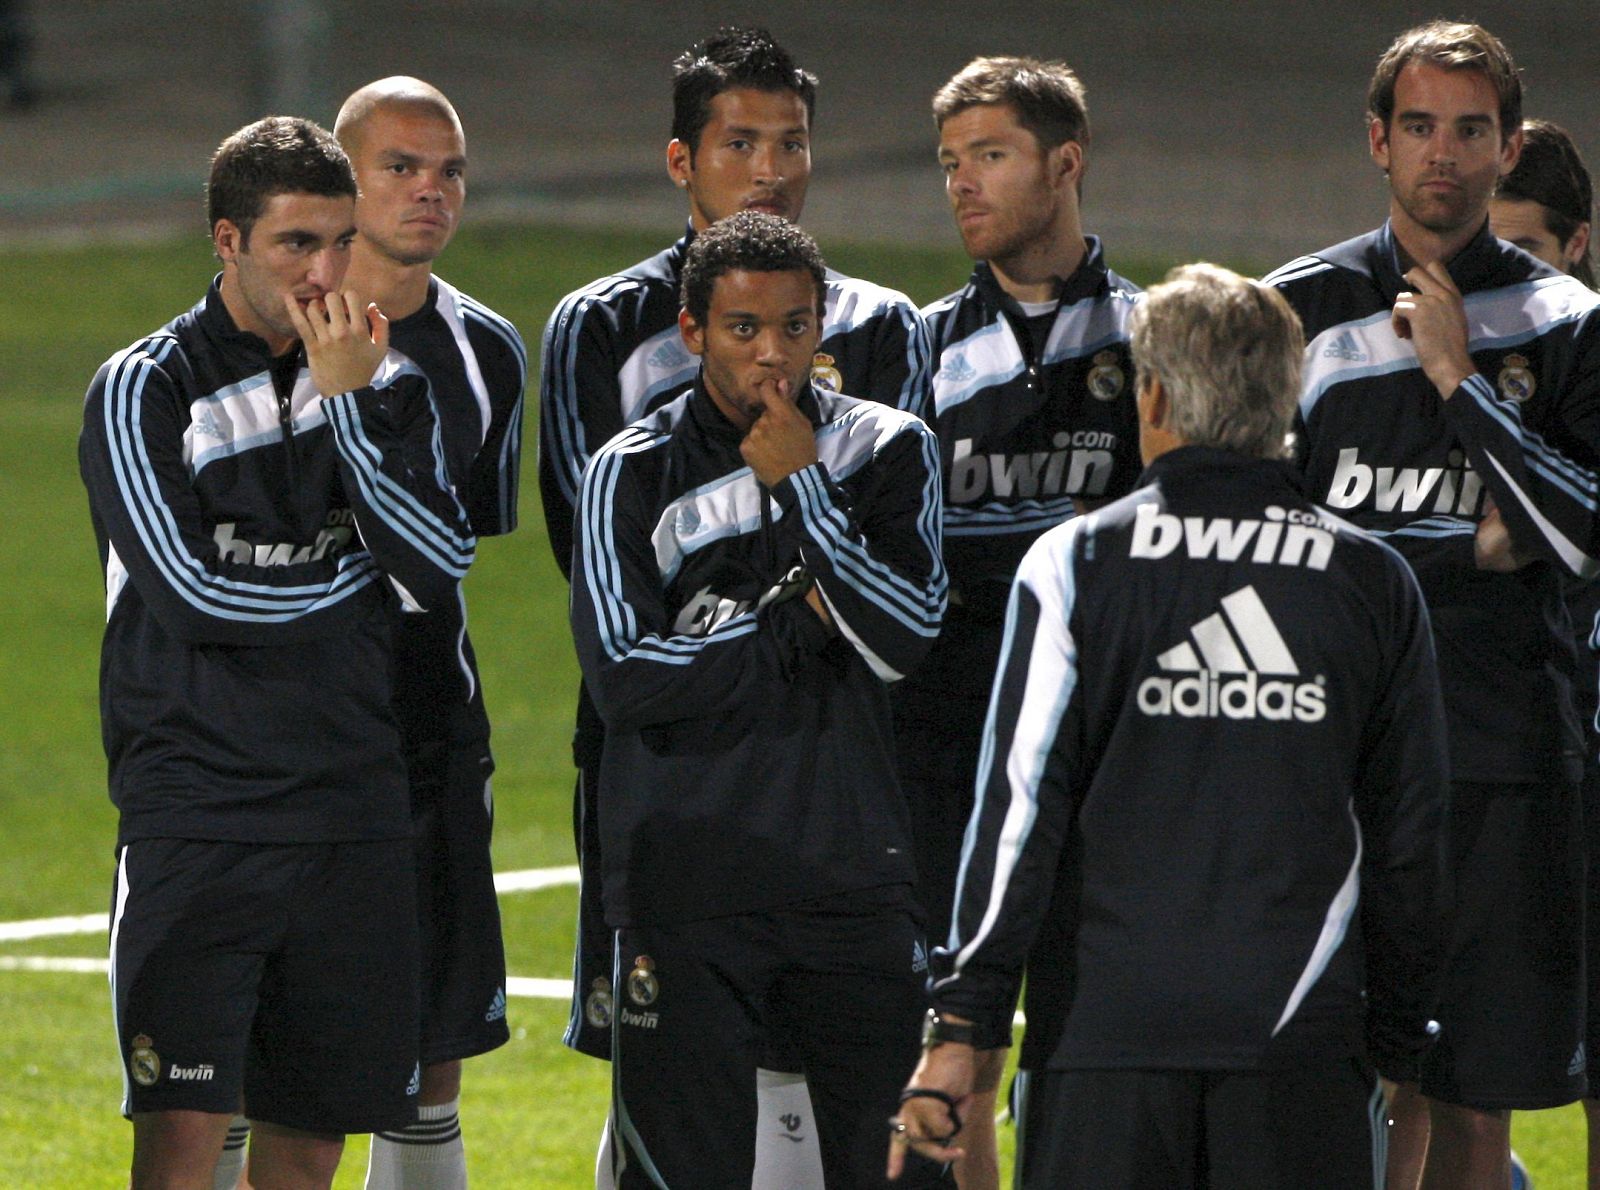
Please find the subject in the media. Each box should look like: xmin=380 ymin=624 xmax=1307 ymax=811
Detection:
xmin=607 ymin=885 xmax=948 ymax=1189
xmin=110 ymin=838 xmax=420 ymax=1134
xmin=1014 ymin=1060 xmax=1384 ymax=1189
xmin=409 ymin=741 xmax=510 ymax=1064
xmin=563 ymin=756 xmax=807 ymax=1072
xmin=1420 ymin=780 xmax=1587 ymax=1110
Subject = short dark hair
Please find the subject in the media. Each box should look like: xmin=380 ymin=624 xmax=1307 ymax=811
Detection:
xmin=1368 ymin=21 xmax=1521 ymax=138
xmin=671 ymin=26 xmax=818 ymax=154
xmin=680 ymin=211 xmax=827 ymax=325
xmin=1497 ymin=119 xmax=1595 ymax=288
xmin=932 ymin=56 xmax=1090 ymax=150
xmin=206 ymin=116 xmax=355 ymax=246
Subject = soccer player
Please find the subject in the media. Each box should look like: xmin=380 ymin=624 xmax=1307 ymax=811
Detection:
xmin=539 ymin=24 xmax=930 ymax=1183
xmin=1490 ymin=119 xmax=1598 ymax=1190
xmin=338 ymin=76 xmax=524 ymax=1190
xmin=1264 ymin=22 xmax=1600 ymax=1188
xmin=896 ymin=55 xmax=1143 ymax=1187
xmin=569 ymin=211 xmax=947 ymax=1188
xmin=889 ymin=262 xmax=1451 ymax=1189
xmin=80 ymin=117 xmax=475 ymax=1190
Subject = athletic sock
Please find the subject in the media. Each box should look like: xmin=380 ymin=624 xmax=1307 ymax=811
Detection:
xmin=753 ymin=1068 xmax=824 ymax=1189
xmin=365 ymin=1099 xmax=467 ymax=1190
xmin=212 ymin=1116 xmax=249 ymax=1190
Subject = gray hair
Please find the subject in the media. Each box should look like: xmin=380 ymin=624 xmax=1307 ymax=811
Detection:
xmin=1129 ymin=263 xmax=1304 ymax=459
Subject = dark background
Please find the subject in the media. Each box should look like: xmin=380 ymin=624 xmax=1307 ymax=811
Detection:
xmin=1 ymin=1 xmax=1596 ymax=266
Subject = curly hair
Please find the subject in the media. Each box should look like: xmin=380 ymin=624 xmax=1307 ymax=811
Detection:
xmin=680 ymin=211 xmax=827 ymax=325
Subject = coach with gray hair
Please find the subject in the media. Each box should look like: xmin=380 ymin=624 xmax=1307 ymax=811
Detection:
xmin=890 ymin=264 xmax=1451 ymax=1187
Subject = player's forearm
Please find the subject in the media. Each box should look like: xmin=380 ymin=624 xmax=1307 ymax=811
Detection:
xmin=771 ymin=454 xmax=947 ymax=681
xmin=1443 ymin=375 xmax=1600 ymax=577
xmin=572 ymin=588 xmax=832 ymax=735
xmin=325 ymin=383 xmax=476 ymax=611
xmin=83 ymin=377 xmax=384 ymax=644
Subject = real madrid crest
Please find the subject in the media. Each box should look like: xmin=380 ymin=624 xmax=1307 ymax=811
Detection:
xmin=627 ymin=955 xmax=659 ymax=1006
xmin=1497 ymin=353 xmax=1536 ymax=403
xmin=584 ymin=977 xmax=614 ymax=1030
xmin=130 ymin=1034 xmax=161 ymax=1087
xmin=1086 ymin=350 xmax=1126 ymax=402
xmin=810 ymin=352 xmax=843 ymax=394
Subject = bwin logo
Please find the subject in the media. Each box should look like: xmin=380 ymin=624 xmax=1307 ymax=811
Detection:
xmin=1324 ymin=447 xmax=1485 ymax=516
xmin=1322 ymin=330 xmax=1368 ymax=363
xmin=673 ymin=585 xmax=753 ymax=636
xmin=948 ymin=434 xmax=1116 ymax=502
xmin=1129 ymin=503 xmax=1334 ymax=571
xmin=1137 ymin=585 xmax=1327 ymax=722
xmin=213 ymin=511 xmax=355 ymax=567
xmin=169 ymin=1063 xmax=215 ymax=1082
xmin=621 ymin=1007 xmax=659 ymax=1029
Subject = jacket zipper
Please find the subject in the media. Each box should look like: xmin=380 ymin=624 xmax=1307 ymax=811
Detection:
xmin=760 ymin=488 xmax=775 ymax=570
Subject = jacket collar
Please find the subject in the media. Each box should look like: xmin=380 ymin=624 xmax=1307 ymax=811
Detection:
xmin=1371 ymin=218 xmax=1503 ymax=301
xmin=198 ymin=274 xmax=298 ymax=367
xmin=971 ymin=234 xmax=1111 ymax=315
xmin=1138 ymin=443 xmax=1308 ymax=494
xmin=688 ymin=371 xmax=823 ymax=447
xmin=667 ymin=224 xmax=696 ymax=279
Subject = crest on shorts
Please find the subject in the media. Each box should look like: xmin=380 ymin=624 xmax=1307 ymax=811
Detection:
xmin=1497 ymin=353 xmax=1536 ymax=403
xmin=627 ymin=955 xmax=659 ymax=1006
xmin=1086 ymin=350 xmax=1126 ymax=401
xmin=129 ymin=1034 xmax=160 ymax=1087
xmin=585 ymin=977 xmax=614 ymax=1029
xmin=810 ymin=352 xmax=843 ymax=394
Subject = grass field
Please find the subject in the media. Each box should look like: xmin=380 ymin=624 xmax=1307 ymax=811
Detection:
xmin=0 ymin=222 xmax=1585 ymax=1185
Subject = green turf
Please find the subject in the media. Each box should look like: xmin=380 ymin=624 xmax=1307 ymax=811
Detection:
xmin=0 ymin=222 xmax=1584 ymax=1185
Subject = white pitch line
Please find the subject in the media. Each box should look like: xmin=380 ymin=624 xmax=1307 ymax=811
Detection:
xmin=0 ymin=866 xmax=582 ymax=943
xmin=1 ymin=955 xmax=579 ymax=999
xmin=0 ymin=955 xmax=110 ymax=974
xmin=0 ymin=913 xmax=107 ymax=942
xmin=493 ymin=865 xmax=580 ymax=893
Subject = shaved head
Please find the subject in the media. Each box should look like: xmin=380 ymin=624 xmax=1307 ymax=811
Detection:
xmin=335 ymin=75 xmax=464 ymax=155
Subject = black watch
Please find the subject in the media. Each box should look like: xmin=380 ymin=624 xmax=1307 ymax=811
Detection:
xmin=921 ymin=1008 xmax=977 ymax=1049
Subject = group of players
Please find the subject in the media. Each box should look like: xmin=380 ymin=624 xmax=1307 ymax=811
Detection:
xmin=78 ymin=14 xmax=1600 ymax=1190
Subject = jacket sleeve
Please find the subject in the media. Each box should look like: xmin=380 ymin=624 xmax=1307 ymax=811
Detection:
xmin=570 ymin=430 xmax=836 ymax=736
xmin=539 ymin=284 xmax=628 ymax=581
xmin=461 ymin=308 xmax=528 ymax=537
xmin=769 ymin=420 xmax=947 ymax=682
xmin=866 ymin=296 xmax=934 ymax=422
xmin=322 ymin=359 xmax=476 ymax=614
xmin=928 ymin=522 xmax=1085 ymax=1039
xmin=1442 ymin=314 xmax=1600 ymax=578
xmin=1354 ymin=548 xmax=1452 ymax=1080
xmin=80 ymin=339 xmax=383 ymax=646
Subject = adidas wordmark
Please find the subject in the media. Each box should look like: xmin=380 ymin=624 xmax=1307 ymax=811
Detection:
xmin=1137 ymin=585 xmax=1327 ymax=722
